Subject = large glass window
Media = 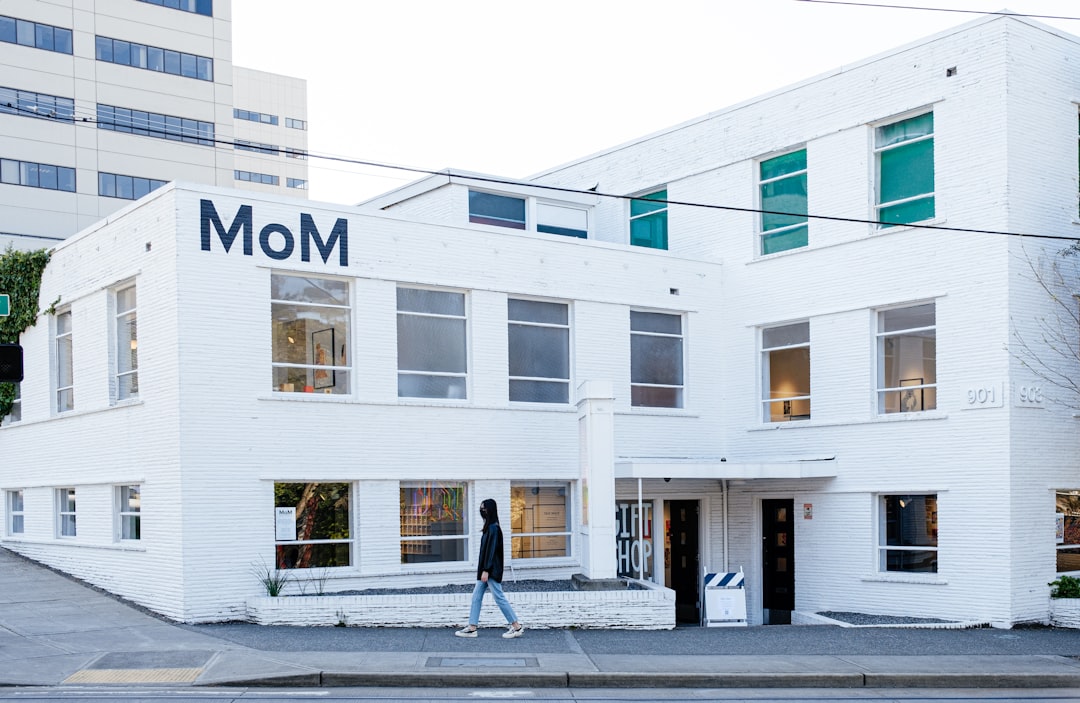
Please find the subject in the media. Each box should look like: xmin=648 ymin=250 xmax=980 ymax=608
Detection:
xmin=536 ymin=203 xmax=587 ymax=239
xmin=7 ymin=490 xmax=23 ymax=535
xmin=875 ymin=112 xmax=934 ymax=228
xmin=274 ymin=482 xmax=351 ymax=568
xmin=877 ymin=303 xmax=936 ymax=413
xmin=57 ymin=488 xmax=76 ymax=537
xmin=762 ymin=322 xmax=810 ymax=422
xmin=271 ymin=274 xmax=350 ymax=395
xmin=234 ymin=170 xmax=278 ymax=186
xmin=397 ymin=288 xmax=467 ymax=399
xmin=510 ymin=482 xmax=570 ymax=559
xmin=96 ymin=36 xmax=212 ymax=81
xmin=115 ymin=286 xmax=138 ymax=400
xmin=97 ymin=104 xmax=214 ymax=146
xmin=0 ymin=16 xmax=72 ymax=54
xmin=879 ymin=494 xmax=937 ymax=573
xmin=55 ymin=310 xmax=73 ymax=412
xmin=629 ymin=189 xmax=668 ymax=250
xmin=0 ymin=158 xmax=75 ymax=192
xmin=136 ymin=0 xmax=213 ymax=16
xmin=0 ymin=86 xmax=75 ymax=122
xmin=508 ymin=299 xmax=569 ymax=403
xmin=469 ymin=191 xmax=525 ymax=230
xmin=1057 ymin=490 xmax=1080 ymax=572
xmin=99 ymin=172 xmax=167 ymax=200
xmin=630 ymin=311 xmax=683 ymax=408
xmin=234 ymin=108 xmax=278 ymax=125
xmin=759 ymin=149 xmax=808 ymax=254
xmin=117 ymin=485 xmax=141 ymax=540
xmin=400 ymin=482 xmax=468 ymax=564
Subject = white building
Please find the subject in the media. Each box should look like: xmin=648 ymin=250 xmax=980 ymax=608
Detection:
xmin=0 ymin=0 xmax=307 ymax=252
xmin=1 ymin=12 xmax=1078 ymax=627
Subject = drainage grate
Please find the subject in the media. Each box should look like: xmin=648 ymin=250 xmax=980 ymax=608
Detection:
xmin=427 ymin=657 xmax=538 ymax=668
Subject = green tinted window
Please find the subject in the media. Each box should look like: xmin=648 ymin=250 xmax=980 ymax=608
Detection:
xmin=629 ymin=189 xmax=668 ymax=250
xmin=876 ymin=113 xmax=934 ymax=228
xmin=759 ymin=150 xmax=807 ymax=254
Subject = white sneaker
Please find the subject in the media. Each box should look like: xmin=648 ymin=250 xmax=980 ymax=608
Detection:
xmin=455 ymin=626 xmax=478 ymax=638
xmin=502 ymin=625 xmax=524 ymax=639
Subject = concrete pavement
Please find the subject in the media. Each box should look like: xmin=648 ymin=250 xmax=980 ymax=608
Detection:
xmin=3 ymin=547 xmax=1080 ymax=689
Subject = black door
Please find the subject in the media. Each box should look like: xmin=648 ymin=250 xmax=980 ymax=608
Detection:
xmin=761 ymin=499 xmax=794 ymax=625
xmin=667 ymin=500 xmax=700 ymax=624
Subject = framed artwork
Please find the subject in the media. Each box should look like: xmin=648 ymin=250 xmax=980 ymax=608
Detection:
xmin=900 ymin=378 xmax=923 ymax=412
xmin=311 ymin=328 xmax=335 ymax=389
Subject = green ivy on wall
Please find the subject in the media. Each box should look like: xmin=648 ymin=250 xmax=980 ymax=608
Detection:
xmin=0 ymin=246 xmax=52 ymax=421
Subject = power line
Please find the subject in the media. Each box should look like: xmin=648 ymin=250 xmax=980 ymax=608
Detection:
xmin=3 ymin=100 xmax=1079 ymax=244
xmin=794 ymin=0 xmax=1080 ymax=22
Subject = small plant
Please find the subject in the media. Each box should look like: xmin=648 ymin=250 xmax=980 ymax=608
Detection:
xmin=251 ymin=557 xmax=290 ymax=597
xmin=1049 ymin=575 xmax=1080 ymax=598
xmin=335 ymin=609 xmax=348 ymax=627
xmin=311 ymin=567 xmax=330 ymax=596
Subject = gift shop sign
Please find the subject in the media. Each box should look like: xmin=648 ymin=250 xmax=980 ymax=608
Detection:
xmin=200 ymin=199 xmax=348 ymax=266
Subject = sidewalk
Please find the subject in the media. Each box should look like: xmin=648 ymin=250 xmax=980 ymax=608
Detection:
xmin=3 ymin=547 xmax=1080 ymax=689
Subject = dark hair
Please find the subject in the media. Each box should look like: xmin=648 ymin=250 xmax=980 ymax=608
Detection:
xmin=480 ymin=498 xmax=499 ymax=530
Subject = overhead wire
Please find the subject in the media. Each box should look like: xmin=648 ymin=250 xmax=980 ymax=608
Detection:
xmin=793 ymin=0 xmax=1080 ymax=22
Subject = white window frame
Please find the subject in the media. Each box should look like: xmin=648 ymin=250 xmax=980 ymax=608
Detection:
xmin=467 ymin=188 xmax=591 ymax=240
xmin=628 ymin=188 xmax=668 ymax=250
xmin=761 ymin=321 xmax=811 ymax=423
xmin=874 ymin=111 xmax=935 ymax=228
xmin=56 ymin=487 xmax=76 ymax=538
xmin=875 ymin=302 xmax=936 ymax=414
xmin=508 ymin=298 xmax=571 ymax=404
xmin=273 ymin=482 xmax=353 ymax=569
xmin=629 ymin=310 xmax=685 ymax=409
xmin=877 ymin=494 xmax=938 ymax=574
xmin=7 ymin=490 xmax=24 ymax=535
xmin=270 ymin=273 xmax=352 ymax=395
xmin=55 ymin=309 xmax=73 ymax=413
xmin=510 ymin=481 xmax=573 ymax=560
xmin=116 ymin=484 xmax=141 ymax=541
xmin=399 ymin=481 xmax=470 ymax=565
xmin=396 ymin=287 xmax=468 ymax=400
xmin=114 ymin=284 xmax=138 ymax=401
xmin=757 ymin=148 xmax=808 ymax=255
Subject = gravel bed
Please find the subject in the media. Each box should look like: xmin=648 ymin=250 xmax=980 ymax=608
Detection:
xmin=323 ymin=578 xmax=645 ymax=596
xmin=819 ymin=610 xmax=955 ymax=625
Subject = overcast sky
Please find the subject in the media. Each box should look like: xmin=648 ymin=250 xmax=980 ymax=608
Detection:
xmin=230 ymin=1 xmax=1080 ymax=205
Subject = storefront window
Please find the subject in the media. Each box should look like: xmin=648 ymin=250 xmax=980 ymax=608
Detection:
xmin=271 ymin=273 xmax=350 ymax=395
xmin=510 ymin=482 xmax=570 ymax=558
xmin=274 ymin=482 xmax=351 ymax=569
xmin=400 ymin=481 xmax=468 ymax=564
xmin=879 ymin=494 xmax=937 ymax=573
xmin=616 ymin=500 xmax=654 ymax=579
xmin=1056 ymin=490 xmax=1080 ymax=572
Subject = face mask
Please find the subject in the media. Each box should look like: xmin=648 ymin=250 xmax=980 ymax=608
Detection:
xmin=480 ymin=508 xmax=488 ymax=518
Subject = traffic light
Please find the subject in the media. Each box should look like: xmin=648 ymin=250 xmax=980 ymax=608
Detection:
xmin=0 ymin=344 xmax=23 ymax=383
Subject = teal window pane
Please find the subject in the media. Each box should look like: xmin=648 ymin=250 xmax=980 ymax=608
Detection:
xmin=761 ymin=174 xmax=807 ymax=231
xmin=630 ymin=189 xmax=667 ymax=217
xmin=760 ymin=150 xmax=806 ymax=181
xmin=630 ymin=214 xmax=667 ymax=249
xmin=762 ymin=225 xmax=808 ymax=254
xmin=876 ymin=113 xmax=933 ymax=148
xmin=879 ymin=197 xmax=935 ymax=227
xmin=879 ymin=139 xmax=934 ymax=204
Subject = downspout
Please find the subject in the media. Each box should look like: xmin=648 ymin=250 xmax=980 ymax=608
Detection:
xmin=722 ymin=479 xmax=729 ymax=572
xmin=637 ymin=477 xmax=645 ymax=583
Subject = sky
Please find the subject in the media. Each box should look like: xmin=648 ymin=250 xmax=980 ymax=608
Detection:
xmin=230 ymin=0 xmax=1080 ymax=205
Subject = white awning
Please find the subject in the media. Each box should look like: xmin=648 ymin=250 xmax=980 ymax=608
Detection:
xmin=614 ymin=457 xmax=837 ymax=480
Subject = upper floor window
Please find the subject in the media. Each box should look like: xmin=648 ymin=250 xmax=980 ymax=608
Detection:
xmin=629 ymin=189 xmax=668 ymax=250
xmin=136 ymin=0 xmax=213 ymax=17
xmin=7 ymin=490 xmax=23 ymax=535
xmin=1 ymin=158 xmax=75 ymax=192
xmin=875 ymin=112 xmax=934 ymax=228
xmin=510 ymin=482 xmax=571 ymax=558
xmin=877 ymin=303 xmax=936 ymax=413
xmin=397 ymin=288 xmax=467 ymax=399
xmin=400 ymin=481 xmax=468 ymax=564
xmin=759 ymin=150 xmax=808 ymax=254
xmin=235 ymin=139 xmax=280 ymax=156
xmin=275 ymin=482 xmax=352 ymax=568
xmin=285 ymin=148 xmax=308 ymax=160
xmin=285 ymin=117 xmax=307 ymax=130
xmin=879 ymin=494 xmax=937 ymax=573
xmin=508 ymin=299 xmax=570 ymax=403
xmin=116 ymin=485 xmax=141 ymax=541
xmin=0 ymin=86 xmax=75 ymax=122
xmin=55 ymin=310 xmax=74 ymax=412
xmin=762 ymin=321 xmax=810 ymax=422
xmin=0 ymin=16 xmax=72 ymax=54
xmin=97 ymin=104 xmax=214 ymax=146
xmin=234 ymin=108 xmax=278 ymax=125
xmin=99 ymin=172 xmax=167 ymax=200
xmin=96 ymin=36 xmax=213 ymax=81
xmin=630 ymin=311 xmax=683 ymax=408
xmin=271 ymin=273 xmax=350 ymax=395
xmin=235 ymin=170 xmax=279 ymax=186
xmin=287 ymin=178 xmax=308 ymax=190
xmin=57 ymin=488 xmax=76 ymax=537
xmin=469 ymin=191 xmax=525 ymax=229
xmin=467 ymin=190 xmax=589 ymax=239
xmin=1057 ymin=490 xmax=1080 ymax=573
xmin=115 ymin=285 xmax=138 ymax=400
xmin=537 ymin=203 xmax=587 ymax=239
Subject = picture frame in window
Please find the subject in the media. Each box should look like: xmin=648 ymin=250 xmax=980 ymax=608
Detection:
xmin=311 ymin=328 xmax=335 ymax=390
xmin=900 ymin=378 xmax=923 ymax=412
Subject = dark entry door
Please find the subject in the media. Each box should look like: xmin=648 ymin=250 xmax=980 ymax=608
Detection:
xmin=668 ymin=500 xmax=700 ymax=623
xmin=761 ymin=499 xmax=794 ymax=625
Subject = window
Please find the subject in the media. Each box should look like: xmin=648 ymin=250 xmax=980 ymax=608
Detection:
xmin=0 ymin=158 xmax=75 ymax=192
xmin=877 ymin=303 xmax=936 ymax=413
xmin=234 ymin=108 xmax=278 ymax=125
xmin=508 ymin=299 xmax=570 ymax=403
xmin=397 ymin=288 xmax=467 ymax=399
xmin=115 ymin=286 xmax=138 ymax=400
xmin=879 ymin=494 xmax=937 ymax=573
xmin=234 ymin=170 xmax=279 ymax=186
xmin=0 ymin=16 xmax=72 ymax=54
xmin=0 ymin=86 xmax=75 ymax=121
xmin=400 ymin=481 xmax=467 ymax=564
xmin=510 ymin=482 xmax=570 ymax=558
xmin=287 ymin=178 xmax=307 ymax=190
xmin=285 ymin=117 xmax=306 ymax=130
xmin=469 ymin=191 xmax=525 ymax=230
xmin=55 ymin=310 xmax=73 ymax=412
xmin=2 ymin=383 xmax=20 ymax=425
xmin=57 ymin=488 xmax=76 ymax=537
xmin=7 ymin=490 xmax=23 ymax=535
xmin=117 ymin=485 xmax=141 ymax=540
xmin=96 ymin=36 xmax=212 ymax=81
xmin=629 ymin=189 xmax=668 ymax=250
xmin=1057 ymin=490 xmax=1080 ymax=572
xmin=136 ymin=0 xmax=213 ymax=16
xmin=99 ymin=172 xmax=167 ymax=200
xmin=875 ymin=112 xmax=934 ymax=228
xmin=759 ymin=149 xmax=808 ymax=254
xmin=271 ymin=273 xmax=350 ymax=394
xmin=234 ymin=139 xmax=280 ymax=156
xmin=97 ymin=104 xmax=214 ymax=146
xmin=762 ymin=322 xmax=810 ymax=422
xmin=274 ymin=482 xmax=351 ymax=568
xmin=285 ymin=148 xmax=308 ymax=160
xmin=536 ymin=203 xmax=587 ymax=239
xmin=630 ymin=311 xmax=683 ymax=408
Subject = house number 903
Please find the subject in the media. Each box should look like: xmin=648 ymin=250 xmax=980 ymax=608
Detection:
xmin=1018 ymin=385 xmax=1043 ymax=404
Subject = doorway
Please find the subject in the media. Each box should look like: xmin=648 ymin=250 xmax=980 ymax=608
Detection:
xmin=761 ymin=498 xmax=794 ymax=625
xmin=666 ymin=500 xmax=700 ymax=624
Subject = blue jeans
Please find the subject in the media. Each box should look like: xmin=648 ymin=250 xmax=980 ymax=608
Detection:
xmin=468 ymin=579 xmax=518 ymax=626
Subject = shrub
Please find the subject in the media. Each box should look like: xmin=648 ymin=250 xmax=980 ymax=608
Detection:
xmin=1049 ymin=575 xmax=1080 ymax=598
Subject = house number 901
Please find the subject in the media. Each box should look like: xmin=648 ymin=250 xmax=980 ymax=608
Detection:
xmin=967 ymin=387 xmax=996 ymax=405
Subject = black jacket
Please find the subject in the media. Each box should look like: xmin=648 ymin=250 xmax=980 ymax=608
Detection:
xmin=476 ymin=522 xmax=505 ymax=583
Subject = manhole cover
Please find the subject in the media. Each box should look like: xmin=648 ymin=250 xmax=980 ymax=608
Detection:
xmin=427 ymin=657 xmax=537 ymax=668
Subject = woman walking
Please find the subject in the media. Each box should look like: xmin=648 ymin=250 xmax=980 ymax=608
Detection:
xmin=455 ymin=498 xmax=524 ymax=638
